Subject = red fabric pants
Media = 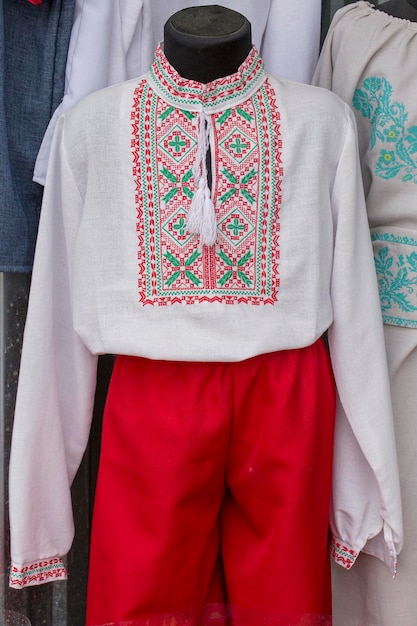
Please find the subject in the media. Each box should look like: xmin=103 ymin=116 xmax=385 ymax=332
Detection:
xmin=86 ymin=340 xmax=336 ymax=626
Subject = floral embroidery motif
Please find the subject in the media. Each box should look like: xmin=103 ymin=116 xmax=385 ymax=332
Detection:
xmin=131 ymin=75 xmax=281 ymax=306
xmin=353 ymin=77 xmax=417 ymax=183
xmin=372 ymin=232 xmax=417 ymax=327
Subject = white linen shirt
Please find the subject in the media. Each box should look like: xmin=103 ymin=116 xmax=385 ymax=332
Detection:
xmin=9 ymin=46 xmax=403 ymax=588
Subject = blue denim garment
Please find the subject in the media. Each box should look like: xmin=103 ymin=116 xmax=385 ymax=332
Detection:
xmin=0 ymin=0 xmax=75 ymax=272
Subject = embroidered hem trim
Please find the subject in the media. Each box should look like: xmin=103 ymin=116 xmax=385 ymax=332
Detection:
xmin=330 ymin=539 xmax=358 ymax=570
xmin=9 ymin=557 xmax=67 ymax=588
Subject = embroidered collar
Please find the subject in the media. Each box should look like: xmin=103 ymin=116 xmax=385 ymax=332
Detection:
xmin=147 ymin=44 xmax=266 ymax=113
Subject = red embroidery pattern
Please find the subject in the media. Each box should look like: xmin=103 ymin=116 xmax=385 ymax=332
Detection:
xmin=330 ymin=539 xmax=358 ymax=570
xmin=131 ymin=66 xmax=281 ymax=307
xmin=256 ymin=79 xmax=282 ymax=302
xmin=10 ymin=557 xmax=67 ymax=588
xmin=150 ymin=45 xmax=264 ymax=110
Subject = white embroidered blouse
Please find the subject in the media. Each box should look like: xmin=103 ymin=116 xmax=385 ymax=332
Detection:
xmin=9 ymin=46 xmax=403 ymax=588
xmin=313 ymin=1 xmax=417 ymax=330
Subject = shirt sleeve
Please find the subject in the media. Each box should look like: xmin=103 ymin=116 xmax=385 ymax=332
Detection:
xmin=33 ymin=0 xmax=153 ymax=186
xmin=9 ymin=115 xmax=98 ymax=588
xmin=261 ymin=0 xmax=321 ymax=83
xmin=328 ymin=103 xmax=403 ymax=574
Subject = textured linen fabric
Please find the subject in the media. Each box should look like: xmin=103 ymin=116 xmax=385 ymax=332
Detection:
xmin=33 ymin=0 xmax=321 ymax=185
xmin=0 ymin=0 xmax=75 ymax=272
xmin=313 ymin=2 xmax=417 ymax=624
xmin=9 ymin=46 xmax=402 ymax=589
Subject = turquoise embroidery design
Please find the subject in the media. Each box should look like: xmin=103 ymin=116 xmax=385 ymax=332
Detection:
xmin=372 ymin=232 xmax=417 ymax=328
xmin=353 ymin=77 xmax=417 ymax=183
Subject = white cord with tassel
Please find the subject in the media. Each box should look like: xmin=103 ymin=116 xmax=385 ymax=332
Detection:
xmin=187 ymin=110 xmax=217 ymax=246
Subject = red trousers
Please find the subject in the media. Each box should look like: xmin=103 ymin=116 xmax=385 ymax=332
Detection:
xmin=86 ymin=340 xmax=336 ymax=626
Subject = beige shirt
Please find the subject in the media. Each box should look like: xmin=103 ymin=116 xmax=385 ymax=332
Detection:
xmin=314 ymin=1 xmax=417 ymax=331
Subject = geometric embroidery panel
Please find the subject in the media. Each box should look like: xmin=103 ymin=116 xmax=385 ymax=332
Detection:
xmin=162 ymin=207 xmax=195 ymax=247
xmin=131 ymin=78 xmax=282 ymax=305
xmin=219 ymin=127 xmax=257 ymax=164
xmin=218 ymin=208 xmax=255 ymax=247
xmin=158 ymin=124 xmax=197 ymax=164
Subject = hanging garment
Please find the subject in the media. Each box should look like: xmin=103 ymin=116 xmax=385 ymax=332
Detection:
xmin=313 ymin=2 xmax=417 ymax=624
xmin=33 ymin=0 xmax=322 ymax=186
xmin=0 ymin=0 xmax=75 ymax=272
xmin=87 ymin=345 xmax=335 ymax=624
xmin=8 ymin=45 xmax=402 ymax=610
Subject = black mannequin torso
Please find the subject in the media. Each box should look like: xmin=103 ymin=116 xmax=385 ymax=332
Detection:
xmin=378 ymin=0 xmax=417 ymax=20
xmin=163 ymin=6 xmax=253 ymax=189
xmin=163 ymin=5 xmax=252 ymax=83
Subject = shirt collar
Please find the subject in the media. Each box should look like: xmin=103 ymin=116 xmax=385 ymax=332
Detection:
xmin=147 ymin=44 xmax=266 ymax=113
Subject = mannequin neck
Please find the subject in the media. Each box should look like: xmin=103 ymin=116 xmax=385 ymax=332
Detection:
xmin=163 ymin=5 xmax=252 ymax=84
xmin=378 ymin=0 xmax=417 ymax=20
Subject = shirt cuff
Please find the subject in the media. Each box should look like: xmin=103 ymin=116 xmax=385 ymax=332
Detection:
xmin=330 ymin=537 xmax=359 ymax=570
xmin=9 ymin=557 xmax=67 ymax=589
xmin=331 ymin=533 xmax=399 ymax=578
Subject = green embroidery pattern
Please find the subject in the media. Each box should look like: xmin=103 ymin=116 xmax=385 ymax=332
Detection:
xmin=372 ymin=232 xmax=417 ymax=328
xmin=353 ymin=77 xmax=417 ymax=183
xmin=218 ymin=168 xmax=257 ymax=206
xmin=217 ymin=249 xmax=253 ymax=288
xmin=132 ymin=77 xmax=281 ymax=306
xmin=164 ymin=249 xmax=202 ymax=287
xmin=160 ymin=167 xmax=194 ymax=203
xmin=149 ymin=45 xmax=265 ymax=111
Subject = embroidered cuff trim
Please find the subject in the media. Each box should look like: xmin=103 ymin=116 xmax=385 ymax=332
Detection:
xmin=330 ymin=538 xmax=359 ymax=570
xmin=9 ymin=558 xmax=67 ymax=588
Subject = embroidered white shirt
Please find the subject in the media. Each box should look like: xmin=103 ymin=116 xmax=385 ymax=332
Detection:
xmin=9 ymin=46 xmax=403 ymax=588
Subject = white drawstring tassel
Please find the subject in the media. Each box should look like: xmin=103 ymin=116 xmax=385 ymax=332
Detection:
xmin=200 ymin=184 xmax=217 ymax=246
xmin=187 ymin=178 xmax=205 ymax=234
xmin=187 ymin=110 xmax=217 ymax=246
